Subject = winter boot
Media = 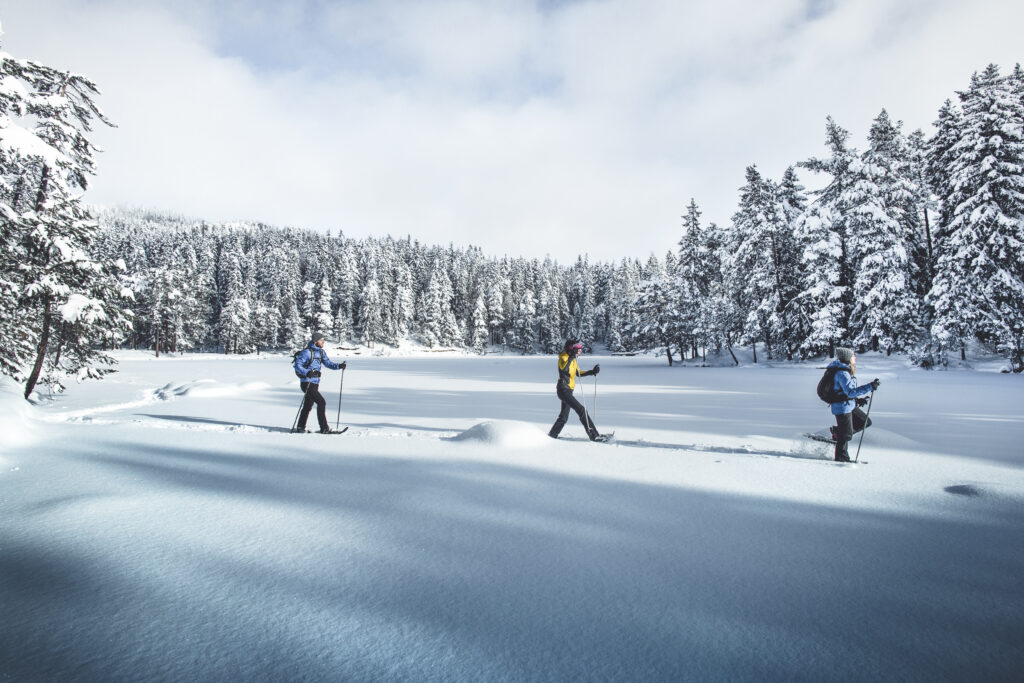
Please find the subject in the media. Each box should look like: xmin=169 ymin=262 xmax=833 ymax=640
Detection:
xmin=834 ymin=439 xmax=851 ymax=462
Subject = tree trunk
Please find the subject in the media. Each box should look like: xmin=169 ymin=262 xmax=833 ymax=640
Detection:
xmin=34 ymin=165 xmax=50 ymax=214
xmin=52 ymin=326 xmax=64 ymax=369
xmin=666 ymin=346 xmax=673 ymax=366
xmin=752 ymin=343 xmax=758 ymax=364
xmin=24 ymin=296 xmax=53 ymax=399
xmin=11 ymin=176 xmax=24 ymax=212
xmin=923 ymin=206 xmax=934 ymax=288
xmin=725 ymin=334 xmax=739 ymax=366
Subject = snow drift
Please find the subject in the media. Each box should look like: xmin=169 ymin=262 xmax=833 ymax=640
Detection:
xmin=450 ymin=420 xmax=551 ymax=449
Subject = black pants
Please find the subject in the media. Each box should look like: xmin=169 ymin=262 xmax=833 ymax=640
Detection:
xmin=834 ymin=407 xmax=872 ymax=460
xmin=298 ymin=382 xmax=328 ymax=432
xmin=549 ymin=384 xmax=598 ymax=439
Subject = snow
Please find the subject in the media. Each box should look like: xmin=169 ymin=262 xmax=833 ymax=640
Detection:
xmin=2 ymin=350 xmax=1023 ymax=680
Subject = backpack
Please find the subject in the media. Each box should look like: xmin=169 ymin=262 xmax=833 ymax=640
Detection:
xmin=816 ymin=367 xmax=848 ymax=403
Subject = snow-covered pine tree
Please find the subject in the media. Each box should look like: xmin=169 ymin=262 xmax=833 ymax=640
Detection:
xmin=569 ymin=256 xmax=596 ymax=350
xmin=906 ymin=128 xmax=936 ymax=300
xmin=929 ymin=65 xmax=1024 ymax=371
xmin=359 ymin=264 xmax=385 ymax=348
xmin=314 ymin=273 xmax=333 ymax=334
xmin=333 ymin=244 xmax=359 ymax=344
xmin=798 ymin=117 xmax=860 ymax=354
xmin=0 ymin=38 xmax=131 ymax=396
xmin=725 ymin=165 xmax=799 ymax=361
xmin=420 ymin=261 xmax=447 ymax=348
xmin=700 ymin=221 xmax=740 ymax=363
xmin=470 ymin=289 xmax=489 ymax=353
xmin=793 ymin=204 xmax=845 ymax=356
xmin=625 ymin=256 xmax=677 ymax=365
xmin=674 ymin=199 xmax=703 ymax=359
xmin=218 ymin=254 xmax=251 ymax=353
xmin=846 ymin=110 xmax=922 ymax=354
xmin=389 ymin=261 xmax=415 ymax=346
xmin=536 ymin=268 xmax=562 ymax=354
xmin=513 ymin=289 xmax=538 ymax=353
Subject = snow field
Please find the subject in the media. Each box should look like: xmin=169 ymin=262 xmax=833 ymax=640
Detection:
xmin=2 ymin=350 xmax=1023 ymax=680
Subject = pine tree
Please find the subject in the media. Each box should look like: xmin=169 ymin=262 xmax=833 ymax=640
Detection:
xmin=725 ymin=165 xmax=800 ymax=360
xmin=218 ymin=254 xmax=251 ymax=353
xmin=675 ymin=199 xmax=704 ymax=359
xmin=625 ymin=256 xmax=677 ymax=364
xmin=798 ymin=117 xmax=860 ymax=353
xmin=793 ymin=204 xmax=845 ymax=355
xmin=470 ymin=290 xmax=489 ymax=353
xmin=847 ymin=110 xmax=922 ymax=353
xmin=929 ymin=65 xmax=1024 ymax=370
xmin=1 ymin=42 xmax=130 ymax=396
xmin=360 ymin=265 xmax=385 ymax=347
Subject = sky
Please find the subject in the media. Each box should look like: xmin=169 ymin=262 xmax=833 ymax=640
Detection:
xmin=1 ymin=0 xmax=1021 ymax=262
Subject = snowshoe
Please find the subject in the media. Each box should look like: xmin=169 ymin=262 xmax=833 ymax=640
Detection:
xmin=803 ymin=432 xmax=834 ymax=444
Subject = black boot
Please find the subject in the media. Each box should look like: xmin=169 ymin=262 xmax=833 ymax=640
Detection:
xmin=834 ymin=440 xmax=851 ymax=462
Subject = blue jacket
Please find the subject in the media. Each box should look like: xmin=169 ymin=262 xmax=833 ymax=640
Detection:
xmin=293 ymin=343 xmax=341 ymax=385
xmin=828 ymin=359 xmax=873 ymax=415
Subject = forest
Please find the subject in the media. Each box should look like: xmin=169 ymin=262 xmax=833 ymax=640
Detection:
xmin=93 ymin=64 xmax=1024 ymax=371
xmin=3 ymin=36 xmax=1023 ymax=401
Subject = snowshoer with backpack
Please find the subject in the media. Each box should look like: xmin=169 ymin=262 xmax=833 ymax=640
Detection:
xmin=822 ymin=347 xmax=879 ymax=462
xmin=548 ymin=339 xmax=606 ymax=441
xmin=293 ymin=332 xmax=347 ymax=434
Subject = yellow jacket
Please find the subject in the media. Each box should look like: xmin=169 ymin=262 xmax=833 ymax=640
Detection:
xmin=557 ymin=351 xmax=582 ymax=390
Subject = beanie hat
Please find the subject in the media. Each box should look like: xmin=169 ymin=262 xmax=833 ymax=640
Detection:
xmin=835 ymin=347 xmax=854 ymax=364
xmin=311 ymin=332 xmax=326 ymax=344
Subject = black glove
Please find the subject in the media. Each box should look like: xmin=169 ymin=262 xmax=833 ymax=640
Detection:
xmin=856 ymin=397 xmax=868 ymax=407
xmin=305 ymin=370 xmax=314 ymax=378
xmin=340 ymin=361 xmax=347 ymax=370
xmin=592 ymin=364 xmax=600 ymax=375
xmin=870 ymin=378 xmax=880 ymax=390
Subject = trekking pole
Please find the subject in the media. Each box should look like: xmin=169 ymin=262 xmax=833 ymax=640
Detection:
xmin=335 ymin=367 xmax=345 ymax=431
xmin=854 ymin=391 xmax=874 ymax=463
xmin=578 ymin=378 xmax=597 ymax=436
xmin=291 ymin=381 xmax=311 ymax=433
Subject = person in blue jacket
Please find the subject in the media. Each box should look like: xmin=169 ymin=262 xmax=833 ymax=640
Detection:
xmin=828 ymin=347 xmax=879 ymax=461
xmin=293 ymin=332 xmax=346 ymax=433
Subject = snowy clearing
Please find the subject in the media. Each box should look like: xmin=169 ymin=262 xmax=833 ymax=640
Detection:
xmin=2 ymin=350 xmax=1023 ymax=680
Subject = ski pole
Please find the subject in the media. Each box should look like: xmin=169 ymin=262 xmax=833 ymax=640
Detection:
xmin=577 ymin=379 xmax=597 ymax=436
xmin=291 ymin=381 xmax=311 ymax=433
xmin=854 ymin=391 xmax=874 ymax=463
xmin=593 ymin=372 xmax=598 ymax=421
xmin=335 ymin=367 xmax=345 ymax=431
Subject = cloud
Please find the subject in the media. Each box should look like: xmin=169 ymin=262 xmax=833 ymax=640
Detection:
xmin=2 ymin=0 xmax=1022 ymax=262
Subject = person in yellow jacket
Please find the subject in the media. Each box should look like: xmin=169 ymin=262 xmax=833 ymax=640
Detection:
xmin=548 ymin=339 xmax=605 ymax=441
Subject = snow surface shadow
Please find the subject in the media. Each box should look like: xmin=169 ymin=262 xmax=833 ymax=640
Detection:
xmin=347 ymin=421 xmax=454 ymax=434
xmin=347 ymin=386 xmax=554 ymax=424
xmin=945 ymin=484 xmax=984 ymax=497
xmin=5 ymin=439 xmax=1023 ymax=680
xmin=558 ymin=436 xmax=831 ymax=462
xmin=137 ymin=413 xmax=293 ymax=433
